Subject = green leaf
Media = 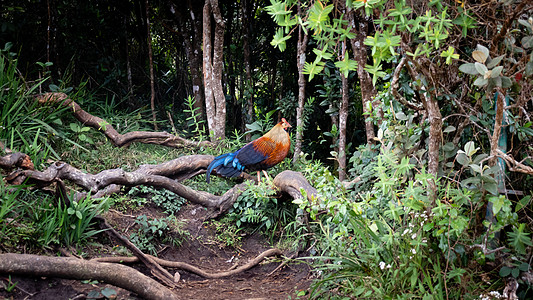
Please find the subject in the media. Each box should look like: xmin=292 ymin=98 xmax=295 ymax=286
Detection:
xmin=473 ymin=77 xmax=488 ymax=86
xmin=491 ymin=66 xmax=503 ymax=78
xmin=487 ymin=55 xmax=504 ymax=69
xmin=484 ymin=182 xmax=498 ymax=196
xmin=303 ymin=61 xmax=325 ymax=81
xmin=456 ymin=153 xmax=470 ymax=166
xmin=464 ymin=141 xmax=478 ymax=156
xmin=522 ymin=36 xmax=533 ymax=49
xmin=474 ymin=62 xmax=488 ymax=75
xmin=499 ymin=266 xmax=512 ymax=277
xmin=512 ymin=268 xmax=520 ymax=278
xmin=459 ymin=63 xmax=478 ymax=75
xmin=501 ymin=76 xmax=512 ymax=88
xmin=443 ymin=125 xmax=455 ymax=133
xmin=490 ymin=196 xmax=505 ymax=215
xmin=334 ymin=52 xmax=358 ymax=78
xmin=308 ymin=2 xmax=334 ymax=33
xmin=271 ymin=28 xmax=291 ymax=51
xmin=101 ymin=287 xmax=117 ymax=298
xmin=515 ymin=195 xmax=532 ymax=212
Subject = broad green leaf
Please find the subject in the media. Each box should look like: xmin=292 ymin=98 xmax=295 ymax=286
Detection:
xmin=522 ymin=36 xmax=533 ymax=49
xmin=443 ymin=125 xmax=456 ymax=133
xmin=490 ymin=195 xmax=505 ymax=215
xmin=474 ymin=62 xmax=488 ymax=75
xmin=501 ymin=76 xmax=512 ymax=88
xmin=491 ymin=66 xmax=504 ymax=78
xmin=484 ymin=182 xmax=498 ymax=195
xmin=499 ymin=266 xmax=512 ymax=277
xmin=487 ymin=55 xmax=504 ymax=69
xmin=456 ymin=153 xmax=470 ymax=166
xmin=464 ymin=141 xmax=478 ymax=156
xmin=459 ymin=63 xmax=478 ymax=75
xmin=473 ymin=77 xmax=488 ymax=86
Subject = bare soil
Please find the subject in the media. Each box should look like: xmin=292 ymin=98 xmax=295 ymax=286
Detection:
xmin=0 ymin=202 xmax=313 ymax=300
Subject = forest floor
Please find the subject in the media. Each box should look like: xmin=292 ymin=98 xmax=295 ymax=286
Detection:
xmin=0 ymin=202 xmax=313 ymax=300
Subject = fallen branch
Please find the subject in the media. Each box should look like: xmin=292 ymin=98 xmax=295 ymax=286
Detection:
xmin=91 ymin=248 xmax=282 ymax=279
xmin=36 ymin=92 xmax=213 ymax=149
xmin=0 ymin=253 xmax=179 ymax=300
xmin=2 ymin=152 xmax=320 ymax=217
xmin=495 ymin=149 xmax=533 ymax=176
xmin=0 ymin=152 xmax=34 ymax=171
xmin=97 ymin=216 xmax=177 ymax=288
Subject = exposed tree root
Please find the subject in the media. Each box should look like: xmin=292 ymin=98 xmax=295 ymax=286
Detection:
xmin=91 ymin=248 xmax=282 ymax=279
xmin=0 ymin=253 xmax=179 ymax=300
xmin=2 ymin=152 xmax=319 ymax=217
xmin=35 ymin=92 xmax=213 ymax=149
xmin=96 ymin=216 xmax=177 ymax=288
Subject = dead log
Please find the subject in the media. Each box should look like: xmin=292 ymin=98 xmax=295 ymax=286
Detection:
xmin=35 ymin=92 xmax=213 ymax=149
xmin=91 ymin=248 xmax=282 ymax=279
xmin=0 ymin=253 xmax=179 ymax=300
xmin=2 ymin=152 xmax=319 ymax=217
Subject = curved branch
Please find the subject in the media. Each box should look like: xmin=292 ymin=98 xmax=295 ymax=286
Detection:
xmin=391 ymin=57 xmax=423 ymax=111
xmin=273 ymin=170 xmax=318 ymax=201
xmin=35 ymin=92 xmax=213 ymax=149
xmin=0 ymin=152 xmax=34 ymax=170
xmin=91 ymin=248 xmax=282 ymax=279
xmin=0 ymin=253 xmax=179 ymax=300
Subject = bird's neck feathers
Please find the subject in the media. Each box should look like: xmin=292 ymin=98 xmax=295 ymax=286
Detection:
xmin=264 ymin=124 xmax=290 ymax=145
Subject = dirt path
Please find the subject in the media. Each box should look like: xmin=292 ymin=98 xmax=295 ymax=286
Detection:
xmin=0 ymin=204 xmax=313 ymax=299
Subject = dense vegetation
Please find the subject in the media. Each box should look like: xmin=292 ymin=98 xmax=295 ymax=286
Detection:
xmin=1 ymin=0 xmax=533 ymax=299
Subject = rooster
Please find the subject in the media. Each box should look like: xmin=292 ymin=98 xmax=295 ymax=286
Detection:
xmin=206 ymin=118 xmax=292 ymax=183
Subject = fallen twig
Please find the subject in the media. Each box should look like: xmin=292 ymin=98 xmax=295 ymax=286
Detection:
xmin=91 ymin=248 xmax=282 ymax=279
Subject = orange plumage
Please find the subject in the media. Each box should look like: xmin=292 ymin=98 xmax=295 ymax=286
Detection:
xmin=206 ymin=118 xmax=291 ymax=183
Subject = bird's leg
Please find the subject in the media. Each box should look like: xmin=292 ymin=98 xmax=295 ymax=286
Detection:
xmin=262 ymin=170 xmax=273 ymax=185
xmin=256 ymin=171 xmax=261 ymax=183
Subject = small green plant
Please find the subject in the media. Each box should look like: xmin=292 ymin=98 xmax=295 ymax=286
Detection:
xmin=183 ymin=95 xmax=206 ymax=139
xmin=55 ymin=194 xmax=110 ymax=246
xmin=128 ymin=185 xmax=186 ymax=214
xmin=69 ymin=122 xmax=95 ymax=145
xmin=1 ymin=275 xmax=18 ymax=293
xmin=207 ymin=219 xmax=244 ymax=249
xmin=129 ymin=215 xmax=179 ymax=255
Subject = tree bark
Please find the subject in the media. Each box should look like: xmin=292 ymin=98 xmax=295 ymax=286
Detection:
xmin=338 ymin=45 xmax=349 ymax=180
xmin=347 ymin=10 xmax=378 ymax=144
xmin=242 ymin=0 xmax=254 ymax=141
xmin=145 ymin=0 xmax=158 ymax=130
xmin=293 ymin=0 xmax=309 ymax=163
xmin=203 ymin=0 xmax=226 ymax=142
xmin=0 ymin=253 xmax=179 ymax=300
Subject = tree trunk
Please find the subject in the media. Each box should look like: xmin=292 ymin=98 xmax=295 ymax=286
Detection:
xmin=293 ymin=0 xmax=309 ymax=163
xmin=172 ymin=0 xmax=206 ymax=128
xmin=203 ymin=0 xmax=226 ymax=142
xmin=347 ymin=9 xmax=378 ymax=144
xmin=145 ymin=0 xmax=157 ymax=130
xmin=242 ymin=0 xmax=254 ymax=141
xmin=338 ymin=44 xmax=349 ymax=181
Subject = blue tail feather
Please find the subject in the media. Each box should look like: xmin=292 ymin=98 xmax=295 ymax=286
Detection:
xmin=206 ymin=152 xmax=245 ymax=183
